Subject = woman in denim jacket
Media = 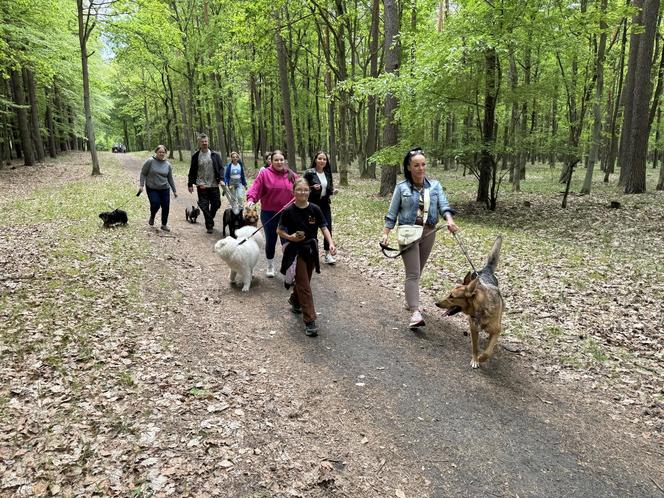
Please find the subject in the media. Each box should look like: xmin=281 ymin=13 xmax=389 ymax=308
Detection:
xmin=381 ymin=148 xmax=459 ymax=329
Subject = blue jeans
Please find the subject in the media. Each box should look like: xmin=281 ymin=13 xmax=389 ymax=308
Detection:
xmin=260 ymin=210 xmax=286 ymax=260
xmin=146 ymin=187 xmax=170 ymax=226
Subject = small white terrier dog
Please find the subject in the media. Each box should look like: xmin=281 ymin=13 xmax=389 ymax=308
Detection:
xmin=214 ymin=225 xmax=265 ymax=291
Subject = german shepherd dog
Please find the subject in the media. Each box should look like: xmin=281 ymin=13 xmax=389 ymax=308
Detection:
xmin=435 ymin=236 xmax=504 ymax=368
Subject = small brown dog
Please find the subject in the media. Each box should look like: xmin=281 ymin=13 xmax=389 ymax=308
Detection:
xmin=436 ymin=236 xmax=504 ymax=368
xmin=243 ymin=205 xmax=259 ymax=227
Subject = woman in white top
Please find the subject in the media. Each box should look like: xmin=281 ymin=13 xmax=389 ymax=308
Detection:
xmin=303 ymin=150 xmax=338 ymax=264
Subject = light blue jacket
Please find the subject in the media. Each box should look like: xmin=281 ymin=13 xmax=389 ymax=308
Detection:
xmin=384 ymin=178 xmax=454 ymax=229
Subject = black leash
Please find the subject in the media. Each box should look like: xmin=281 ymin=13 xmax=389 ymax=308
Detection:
xmin=110 ymin=193 xmax=139 ymax=211
xmin=379 ymin=225 xmax=448 ymax=259
xmin=237 ymin=198 xmax=295 ymax=245
xmin=380 ymin=227 xmax=480 ymax=277
xmin=452 ymin=231 xmax=478 ymax=275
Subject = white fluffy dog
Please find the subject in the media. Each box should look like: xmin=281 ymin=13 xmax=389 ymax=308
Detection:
xmin=214 ymin=226 xmax=265 ymax=291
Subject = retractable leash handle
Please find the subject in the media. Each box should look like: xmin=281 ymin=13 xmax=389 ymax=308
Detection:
xmin=237 ymin=197 xmax=295 ymax=245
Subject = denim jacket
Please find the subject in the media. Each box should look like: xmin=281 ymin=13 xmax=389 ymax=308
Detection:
xmin=384 ymin=178 xmax=455 ymax=229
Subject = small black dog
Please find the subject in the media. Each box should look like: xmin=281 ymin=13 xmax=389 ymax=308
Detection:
xmin=99 ymin=209 xmax=128 ymax=228
xmin=222 ymin=207 xmax=244 ymax=238
xmin=185 ymin=205 xmax=200 ymax=223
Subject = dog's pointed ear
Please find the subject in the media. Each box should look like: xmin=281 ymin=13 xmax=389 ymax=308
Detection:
xmin=465 ymin=277 xmax=478 ymax=297
xmin=463 ymin=271 xmax=474 ymax=285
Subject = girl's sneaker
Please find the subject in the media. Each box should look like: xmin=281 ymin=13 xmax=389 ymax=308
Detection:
xmin=305 ymin=321 xmax=318 ymax=337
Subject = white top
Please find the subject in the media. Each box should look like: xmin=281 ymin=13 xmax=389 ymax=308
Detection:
xmin=316 ymin=171 xmax=328 ymax=197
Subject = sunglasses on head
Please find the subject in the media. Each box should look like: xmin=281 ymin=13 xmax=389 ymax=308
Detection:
xmin=409 ymin=148 xmax=424 ymax=156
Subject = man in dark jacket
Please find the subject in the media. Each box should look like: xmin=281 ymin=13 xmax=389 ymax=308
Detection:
xmin=187 ymin=134 xmax=225 ymax=233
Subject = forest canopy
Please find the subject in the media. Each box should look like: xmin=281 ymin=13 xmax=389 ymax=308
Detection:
xmin=2 ymin=0 xmax=663 ymax=205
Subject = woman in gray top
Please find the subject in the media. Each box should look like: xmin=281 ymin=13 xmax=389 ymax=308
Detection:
xmin=139 ymin=145 xmax=178 ymax=231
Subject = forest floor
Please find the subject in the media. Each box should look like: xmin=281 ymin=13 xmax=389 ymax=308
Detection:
xmin=0 ymin=151 xmax=663 ymax=497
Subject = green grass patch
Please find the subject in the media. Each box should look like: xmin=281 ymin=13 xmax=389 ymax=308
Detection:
xmin=583 ymin=338 xmax=608 ymax=363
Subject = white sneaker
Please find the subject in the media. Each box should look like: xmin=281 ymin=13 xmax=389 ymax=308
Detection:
xmin=266 ymin=259 xmax=275 ymax=278
xmin=324 ymin=253 xmax=336 ymax=265
xmin=409 ymin=310 xmax=425 ymax=329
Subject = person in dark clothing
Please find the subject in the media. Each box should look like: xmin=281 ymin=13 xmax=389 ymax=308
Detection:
xmin=277 ymin=178 xmax=336 ymax=337
xmin=303 ymin=150 xmax=338 ymax=264
xmin=187 ymin=134 xmax=225 ymax=233
xmin=139 ymin=144 xmax=177 ymax=231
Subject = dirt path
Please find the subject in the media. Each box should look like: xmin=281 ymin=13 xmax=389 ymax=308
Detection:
xmin=123 ymin=153 xmax=663 ymax=496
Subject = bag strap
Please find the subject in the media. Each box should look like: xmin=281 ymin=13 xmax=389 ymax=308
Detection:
xmin=380 ymin=223 xmax=447 ymax=259
xmin=397 ymin=185 xmax=430 ymax=232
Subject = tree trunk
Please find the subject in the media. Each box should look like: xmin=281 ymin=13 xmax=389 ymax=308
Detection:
xmin=53 ymin=83 xmax=67 ymax=152
xmin=648 ymin=16 xmax=664 ymax=129
xmin=549 ymin=84 xmax=558 ymax=168
xmin=605 ymin=17 xmax=628 ymax=182
xmin=362 ymin=0 xmax=380 ymax=178
xmin=653 ymin=107 xmax=661 ymax=170
xmin=178 ymin=91 xmax=191 ymax=151
xmin=379 ymin=0 xmax=400 ymax=197
xmin=250 ymin=72 xmax=260 ymax=168
xmin=123 ymin=120 xmax=130 ymax=153
xmin=325 ymin=71 xmax=338 ymax=173
xmin=623 ymin=0 xmax=659 ymax=193
xmin=212 ymin=73 xmax=228 ymax=161
xmin=10 ymin=69 xmax=35 ymax=166
xmin=477 ymin=48 xmax=499 ymax=208
xmin=44 ymin=86 xmax=57 ymax=158
xmin=617 ymin=0 xmax=644 ymax=186
xmin=508 ymin=50 xmax=520 ymax=190
xmin=77 ymin=0 xmax=100 ymax=175
xmin=275 ymin=11 xmax=296 ymax=169
xmin=165 ymin=71 xmax=182 ymax=160
xmin=581 ymin=0 xmax=608 ymax=195
xmin=519 ymin=44 xmax=531 ymax=182
xmin=24 ymin=68 xmax=44 ymax=162
xmin=657 ymin=143 xmax=664 ymax=189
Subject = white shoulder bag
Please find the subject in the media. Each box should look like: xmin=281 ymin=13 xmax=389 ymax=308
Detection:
xmin=396 ymin=187 xmax=430 ymax=246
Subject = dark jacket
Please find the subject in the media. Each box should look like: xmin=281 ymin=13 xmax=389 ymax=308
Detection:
xmin=188 ymin=150 xmax=224 ymax=188
xmin=303 ymin=168 xmax=334 ymax=204
xmin=280 ymin=239 xmax=320 ymax=277
xmin=223 ymin=160 xmax=247 ymax=187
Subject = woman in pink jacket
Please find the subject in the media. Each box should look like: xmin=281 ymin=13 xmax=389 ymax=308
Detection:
xmin=246 ymin=150 xmax=298 ymax=277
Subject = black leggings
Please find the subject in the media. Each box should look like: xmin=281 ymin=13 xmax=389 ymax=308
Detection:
xmin=312 ymin=198 xmax=332 ymax=250
xmin=146 ymin=187 xmax=170 ymax=225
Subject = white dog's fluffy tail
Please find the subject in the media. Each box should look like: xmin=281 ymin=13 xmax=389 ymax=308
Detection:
xmin=235 ymin=226 xmax=265 ymax=250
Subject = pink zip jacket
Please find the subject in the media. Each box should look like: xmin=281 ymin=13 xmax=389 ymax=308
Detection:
xmin=247 ymin=165 xmax=299 ymax=211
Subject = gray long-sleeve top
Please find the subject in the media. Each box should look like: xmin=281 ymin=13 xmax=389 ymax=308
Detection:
xmin=140 ymin=157 xmax=177 ymax=193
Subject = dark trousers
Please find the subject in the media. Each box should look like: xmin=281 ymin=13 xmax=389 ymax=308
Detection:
xmin=197 ymin=186 xmax=221 ymax=229
xmin=146 ymin=187 xmax=170 ymax=226
xmin=290 ymin=256 xmax=316 ymax=323
xmin=260 ymin=209 xmax=284 ymax=260
xmin=313 ymin=198 xmax=332 ymax=251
